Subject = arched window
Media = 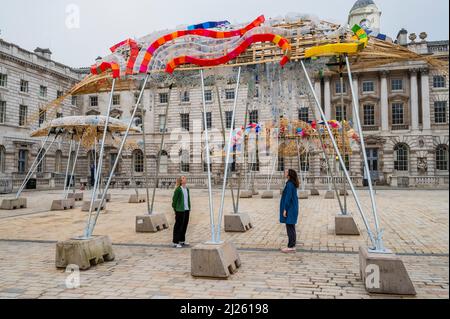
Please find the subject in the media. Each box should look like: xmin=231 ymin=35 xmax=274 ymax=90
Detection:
xmin=394 ymin=144 xmax=409 ymax=171
xmin=133 ymin=149 xmax=144 ymax=173
xmin=300 ymin=152 xmax=310 ymax=172
xmin=159 ymin=151 xmax=168 ymax=174
xmin=436 ymin=145 xmax=449 ymax=171
xmin=180 ymin=149 xmax=190 ymax=173
xmin=55 ymin=150 xmax=62 ymax=173
xmin=0 ymin=145 xmax=5 ymax=173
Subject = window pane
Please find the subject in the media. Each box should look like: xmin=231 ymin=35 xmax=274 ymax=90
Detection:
xmin=363 ymin=104 xmax=375 ymax=126
xmin=392 ymin=103 xmax=404 ymax=125
xmin=436 ymin=146 xmax=449 ymax=171
xmin=391 ymin=79 xmax=403 ymax=91
xmin=433 ymin=76 xmax=446 ymax=88
xmin=204 ymin=90 xmax=212 ymax=102
xmin=180 ymin=113 xmax=189 ymax=131
xmin=434 ymin=101 xmax=447 ymax=124
xmin=159 ymin=93 xmax=168 ymax=104
xmin=225 ymin=89 xmax=235 ymax=100
xmin=362 ymin=81 xmax=375 ymax=92
xmin=298 ymin=107 xmax=309 ymax=122
xmin=0 ymin=73 xmax=7 ymax=87
xmin=394 ymin=144 xmax=408 ymax=171
xmin=0 ymin=101 xmax=6 ymax=123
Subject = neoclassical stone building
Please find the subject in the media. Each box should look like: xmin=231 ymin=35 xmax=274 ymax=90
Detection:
xmin=0 ymin=0 xmax=448 ymax=191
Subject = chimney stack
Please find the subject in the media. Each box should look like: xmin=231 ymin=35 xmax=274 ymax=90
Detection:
xmin=34 ymin=47 xmax=52 ymax=60
xmin=396 ymin=28 xmax=408 ymax=46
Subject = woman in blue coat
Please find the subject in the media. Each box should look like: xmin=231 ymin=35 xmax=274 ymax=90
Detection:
xmin=280 ymin=169 xmax=300 ymax=253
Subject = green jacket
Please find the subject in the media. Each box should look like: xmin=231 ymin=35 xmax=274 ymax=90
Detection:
xmin=172 ymin=186 xmax=191 ymax=212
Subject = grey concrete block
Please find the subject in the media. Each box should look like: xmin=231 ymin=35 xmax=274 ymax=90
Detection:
xmin=239 ymin=190 xmax=253 ymax=198
xmin=51 ymin=199 xmax=75 ymax=211
xmin=310 ymin=189 xmax=320 ymax=196
xmin=324 ymin=190 xmax=335 ymax=199
xmin=135 ymin=213 xmax=169 ymax=233
xmin=261 ymin=191 xmax=274 ymax=199
xmin=67 ymin=193 xmax=84 ymax=201
xmin=1 ymin=197 xmax=27 ymax=210
xmin=98 ymin=193 xmax=111 ymax=202
xmin=339 ymin=189 xmax=349 ymax=196
xmin=129 ymin=194 xmax=147 ymax=203
xmin=55 ymin=235 xmax=115 ymax=270
xmin=191 ymin=242 xmax=241 ymax=278
xmin=81 ymin=200 xmax=106 ymax=212
xmin=359 ymin=246 xmax=416 ymax=295
xmin=335 ymin=214 xmax=360 ymax=235
xmin=224 ymin=213 xmax=253 ymax=232
xmin=298 ymin=190 xmax=309 ymax=199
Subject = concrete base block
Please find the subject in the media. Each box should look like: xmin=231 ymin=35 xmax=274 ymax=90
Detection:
xmin=55 ymin=235 xmax=115 ymax=270
xmin=135 ymin=213 xmax=169 ymax=233
xmin=51 ymin=199 xmax=75 ymax=211
xmin=1 ymin=197 xmax=27 ymax=210
xmin=261 ymin=191 xmax=274 ymax=199
xmin=339 ymin=189 xmax=349 ymax=196
xmin=239 ymin=190 xmax=253 ymax=199
xmin=81 ymin=200 xmax=106 ymax=212
xmin=191 ymin=241 xmax=241 ymax=278
xmin=324 ymin=190 xmax=335 ymax=199
xmin=359 ymin=246 xmax=416 ymax=295
xmin=129 ymin=194 xmax=147 ymax=203
xmin=67 ymin=193 xmax=84 ymax=201
xmin=252 ymin=190 xmax=259 ymax=196
xmin=98 ymin=193 xmax=111 ymax=202
xmin=224 ymin=213 xmax=253 ymax=232
xmin=310 ymin=189 xmax=320 ymax=196
xmin=335 ymin=214 xmax=360 ymax=236
xmin=298 ymin=190 xmax=309 ymax=199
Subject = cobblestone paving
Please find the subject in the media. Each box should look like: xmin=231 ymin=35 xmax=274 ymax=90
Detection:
xmin=0 ymin=189 xmax=448 ymax=299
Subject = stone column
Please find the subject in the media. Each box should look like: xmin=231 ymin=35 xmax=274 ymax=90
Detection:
xmin=324 ymin=77 xmax=331 ymax=119
xmin=410 ymin=69 xmax=419 ymax=131
xmin=420 ymin=69 xmax=431 ymax=131
xmin=314 ymin=79 xmax=322 ymax=121
xmin=380 ymin=71 xmax=390 ymax=132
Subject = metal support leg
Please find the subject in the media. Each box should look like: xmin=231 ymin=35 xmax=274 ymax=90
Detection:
xmin=345 ymin=56 xmax=383 ymax=251
xmin=301 ymin=60 xmax=377 ymax=248
xmin=200 ymin=70 xmax=216 ymax=243
xmin=62 ymin=138 xmax=74 ymax=196
xmin=65 ymin=137 xmax=83 ymax=199
xmin=216 ymin=67 xmax=241 ymax=243
xmin=149 ymin=85 xmax=173 ymax=215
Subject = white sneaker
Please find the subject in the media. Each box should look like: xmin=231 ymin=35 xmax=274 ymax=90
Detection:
xmin=180 ymin=242 xmax=190 ymax=247
xmin=173 ymin=244 xmax=183 ymax=248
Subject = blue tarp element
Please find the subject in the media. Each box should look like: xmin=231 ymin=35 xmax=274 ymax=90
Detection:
xmin=187 ymin=21 xmax=230 ymax=30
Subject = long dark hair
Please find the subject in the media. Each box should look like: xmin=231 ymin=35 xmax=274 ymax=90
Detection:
xmin=287 ymin=169 xmax=300 ymax=189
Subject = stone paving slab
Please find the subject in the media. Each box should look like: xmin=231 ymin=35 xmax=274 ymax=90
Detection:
xmin=0 ymin=241 xmax=447 ymax=299
xmin=0 ymin=189 xmax=448 ymax=255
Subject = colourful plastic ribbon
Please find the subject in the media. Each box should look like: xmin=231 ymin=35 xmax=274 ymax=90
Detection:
xmin=165 ymin=33 xmax=291 ymax=73
xmin=110 ymin=39 xmax=139 ymax=75
xmin=187 ymin=21 xmax=231 ymax=30
xmin=90 ymin=61 xmax=120 ymax=78
xmin=139 ymin=15 xmax=266 ymax=73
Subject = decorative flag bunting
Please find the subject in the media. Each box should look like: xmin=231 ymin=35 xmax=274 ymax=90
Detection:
xmin=139 ymin=15 xmax=266 ymax=73
xmin=165 ymin=33 xmax=291 ymax=73
xmin=187 ymin=21 xmax=231 ymax=30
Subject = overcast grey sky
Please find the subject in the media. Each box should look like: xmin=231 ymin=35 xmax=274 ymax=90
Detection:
xmin=0 ymin=0 xmax=448 ymax=68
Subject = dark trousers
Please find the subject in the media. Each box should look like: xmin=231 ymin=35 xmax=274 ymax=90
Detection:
xmin=286 ymin=224 xmax=297 ymax=248
xmin=173 ymin=211 xmax=190 ymax=244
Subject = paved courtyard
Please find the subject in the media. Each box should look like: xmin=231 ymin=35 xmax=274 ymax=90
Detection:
xmin=0 ymin=188 xmax=448 ymax=299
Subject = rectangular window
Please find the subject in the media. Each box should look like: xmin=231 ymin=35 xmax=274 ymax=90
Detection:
xmin=225 ymin=111 xmax=233 ymax=129
xmin=392 ymin=103 xmax=404 ymax=125
xmin=0 ymin=73 xmax=7 ymax=87
xmin=181 ymin=91 xmax=190 ymax=103
xmin=180 ymin=113 xmax=190 ymax=131
xmin=159 ymin=93 xmax=168 ymax=104
xmin=39 ymin=85 xmax=47 ymax=98
xmin=0 ymin=101 xmax=6 ymax=124
xmin=249 ymin=110 xmax=258 ymax=124
xmin=336 ymin=105 xmax=347 ymax=122
xmin=39 ymin=110 xmax=46 ymax=126
xmin=434 ymin=101 xmax=447 ymax=124
xmin=254 ymin=86 xmax=259 ymax=98
xmin=225 ymin=89 xmax=235 ymax=100
xmin=433 ymin=76 xmax=446 ymax=88
xmin=362 ymin=81 xmax=375 ymax=93
xmin=112 ymin=94 xmax=120 ymax=106
xmin=90 ymin=96 xmax=98 ymax=107
xmin=363 ymin=104 xmax=375 ymax=126
xmin=335 ymin=81 xmax=346 ymax=94
xmin=159 ymin=115 xmax=167 ymax=133
xmin=202 ymin=112 xmax=212 ymax=130
xmin=298 ymin=107 xmax=309 ymax=122
xmin=18 ymin=150 xmax=27 ymax=174
xmin=391 ymin=79 xmax=403 ymax=91
xmin=19 ymin=105 xmax=27 ymax=126
xmin=57 ymin=90 xmax=64 ymax=99
xmin=71 ymin=96 xmax=77 ymax=106
xmin=277 ymin=156 xmax=285 ymax=172
xmin=20 ymin=80 xmax=29 ymax=93
xmin=56 ymin=112 xmax=63 ymax=119
xmin=204 ymin=90 xmax=212 ymax=102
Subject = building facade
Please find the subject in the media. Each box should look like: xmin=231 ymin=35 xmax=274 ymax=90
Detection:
xmin=0 ymin=0 xmax=448 ymax=191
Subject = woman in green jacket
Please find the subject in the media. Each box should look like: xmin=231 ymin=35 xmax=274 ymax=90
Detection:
xmin=172 ymin=176 xmax=191 ymax=248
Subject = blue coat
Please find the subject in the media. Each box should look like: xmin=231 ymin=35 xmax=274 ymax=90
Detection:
xmin=279 ymin=180 xmax=299 ymax=225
